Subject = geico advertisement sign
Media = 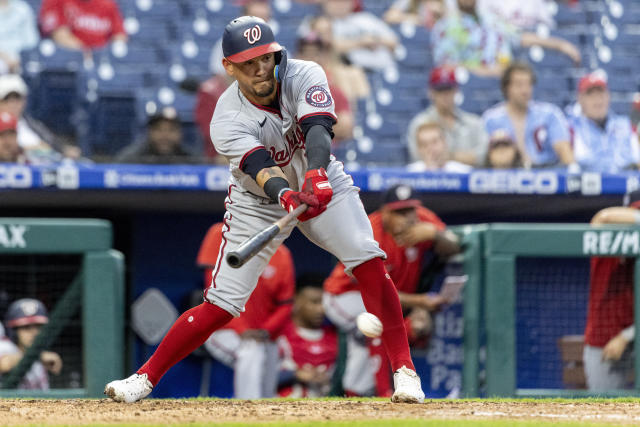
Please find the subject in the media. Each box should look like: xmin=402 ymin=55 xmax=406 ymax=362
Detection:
xmin=0 ymin=165 xmax=32 ymax=188
xmin=469 ymin=171 xmax=558 ymax=194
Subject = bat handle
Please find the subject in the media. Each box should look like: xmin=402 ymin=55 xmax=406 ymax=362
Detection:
xmin=225 ymin=204 xmax=308 ymax=269
xmin=275 ymin=203 xmax=308 ymax=228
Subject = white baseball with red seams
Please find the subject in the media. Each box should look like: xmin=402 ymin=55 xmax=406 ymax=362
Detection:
xmin=356 ymin=312 xmax=383 ymax=338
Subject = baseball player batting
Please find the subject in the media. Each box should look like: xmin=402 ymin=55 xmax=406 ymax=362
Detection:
xmin=104 ymin=16 xmax=425 ymax=404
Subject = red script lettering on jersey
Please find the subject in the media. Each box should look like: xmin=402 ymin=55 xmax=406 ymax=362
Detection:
xmin=269 ymin=122 xmax=306 ymax=167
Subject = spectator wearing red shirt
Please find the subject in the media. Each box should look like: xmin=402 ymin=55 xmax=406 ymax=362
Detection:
xmin=197 ymin=222 xmax=295 ymax=398
xmin=39 ymin=0 xmax=127 ymax=50
xmin=583 ymin=190 xmax=640 ymax=391
xmin=323 ymin=184 xmax=460 ymax=396
xmin=277 ymin=274 xmax=338 ymax=398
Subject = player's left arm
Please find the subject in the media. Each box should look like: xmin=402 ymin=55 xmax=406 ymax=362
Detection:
xmin=296 ymin=63 xmax=339 ymax=207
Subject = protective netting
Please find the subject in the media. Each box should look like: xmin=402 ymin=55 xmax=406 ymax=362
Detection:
xmin=516 ymin=257 xmax=591 ymax=390
xmin=0 ymin=254 xmax=83 ymax=389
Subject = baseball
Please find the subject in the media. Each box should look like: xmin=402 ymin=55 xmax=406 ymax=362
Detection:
xmin=356 ymin=312 xmax=383 ymax=338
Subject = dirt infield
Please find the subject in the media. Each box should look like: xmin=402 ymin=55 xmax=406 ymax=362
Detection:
xmin=3 ymin=398 xmax=640 ymax=425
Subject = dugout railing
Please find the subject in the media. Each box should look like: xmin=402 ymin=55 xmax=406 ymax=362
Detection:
xmin=460 ymin=223 xmax=640 ymax=398
xmin=0 ymin=218 xmax=124 ymax=398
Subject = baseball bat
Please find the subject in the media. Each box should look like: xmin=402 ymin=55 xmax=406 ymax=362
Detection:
xmin=226 ymin=204 xmax=307 ymax=268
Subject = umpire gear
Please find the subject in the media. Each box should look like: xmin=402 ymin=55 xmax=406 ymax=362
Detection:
xmin=222 ymin=16 xmax=288 ymax=81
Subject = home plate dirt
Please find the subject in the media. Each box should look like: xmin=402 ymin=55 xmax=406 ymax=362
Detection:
xmin=3 ymin=399 xmax=640 ymax=425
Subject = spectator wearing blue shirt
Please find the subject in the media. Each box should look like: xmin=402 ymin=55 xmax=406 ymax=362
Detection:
xmin=570 ymin=74 xmax=639 ymax=173
xmin=0 ymin=0 xmax=39 ymax=73
xmin=482 ymin=62 xmax=575 ymax=169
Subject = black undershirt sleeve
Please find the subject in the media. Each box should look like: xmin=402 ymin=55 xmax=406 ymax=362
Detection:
xmin=239 ymin=147 xmax=291 ymax=202
xmin=300 ymin=115 xmax=335 ymax=170
xmin=240 ymin=147 xmax=276 ymax=180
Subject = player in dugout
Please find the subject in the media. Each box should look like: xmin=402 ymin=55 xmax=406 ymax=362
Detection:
xmin=0 ymin=298 xmax=62 ymax=389
xmin=324 ymin=184 xmax=461 ymax=396
xmin=105 ymin=16 xmax=427 ymax=403
xmin=197 ymin=222 xmax=295 ymax=399
xmin=583 ymin=189 xmax=640 ymax=390
xmin=277 ymin=274 xmax=338 ymax=398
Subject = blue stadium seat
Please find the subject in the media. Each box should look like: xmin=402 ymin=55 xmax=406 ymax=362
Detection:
xmin=351 ymin=138 xmax=408 ymax=167
xmin=554 ymin=4 xmax=588 ymax=26
xmin=82 ymin=93 xmax=138 ymax=156
xmin=272 ymin=1 xmax=319 ymax=19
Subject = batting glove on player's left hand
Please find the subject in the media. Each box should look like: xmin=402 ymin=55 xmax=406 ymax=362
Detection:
xmin=302 ymin=168 xmax=333 ymax=207
xmin=279 ymin=189 xmax=326 ymax=221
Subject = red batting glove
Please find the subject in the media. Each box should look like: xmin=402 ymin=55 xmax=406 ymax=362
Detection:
xmin=279 ymin=190 xmax=326 ymax=221
xmin=302 ymin=168 xmax=333 ymax=207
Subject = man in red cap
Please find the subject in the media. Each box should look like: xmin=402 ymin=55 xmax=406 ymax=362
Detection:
xmin=323 ymin=184 xmax=460 ymax=397
xmin=569 ymin=73 xmax=639 ymax=173
xmin=0 ymin=112 xmax=22 ymax=163
xmin=407 ymin=66 xmax=488 ymax=167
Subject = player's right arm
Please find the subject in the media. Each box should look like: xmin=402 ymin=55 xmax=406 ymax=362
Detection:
xmin=590 ymin=207 xmax=640 ymax=225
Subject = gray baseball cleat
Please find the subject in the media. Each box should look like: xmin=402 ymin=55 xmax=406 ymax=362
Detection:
xmin=391 ymin=366 xmax=425 ymax=403
xmin=104 ymin=373 xmax=153 ymax=403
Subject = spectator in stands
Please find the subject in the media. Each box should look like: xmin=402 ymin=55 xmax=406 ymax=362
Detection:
xmin=407 ymin=66 xmax=488 ymax=166
xmin=302 ymin=15 xmax=371 ymax=104
xmin=0 ymin=112 xmax=22 ymax=162
xmin=407 ymin=121 xmax=472 ymax=173
xmin=194 ymin=73 xmax=234 ymax=161
xmin=0 ymin=74 xmax=79 ymax=161
xmin=296 ymin=33 xmax=354 ymax=144
xmin=198 ymin=223 xmax=295 ymax=399
xmin=583 ymin=190 xmax=640 ymax=391
xmin=570 ymin=73 xmax=639 ymax=173
xmin=39 ymin=0 xmax=127 ymax=51
xmin=316 ymin=0 xmax=399 ymax=72
xmin=0 ymin=0 xmax=39 ymax=74
xmin=631 ymin=93 xmax=640 ymax=134
xmin=384 ymin=0 xmax=446 ymax=29
xmin=482 ymin=62 xmax=575 ymax=169
xmin=484 ymin=129 xmax=522 ymax=168
xmin=277 ymin=274 xmax=338 ymax=398
xmin=0 ymin=298 xmax=62 ymax=390
xmin=431 ymin=0 xmax=512 ymax=77
xmin=432 ymin=0 xmax=580 ymax=77
xmin=208 ymin=0 xmax=273 ymax=76
xmin=323 ymin=184 xmax=460 ymax=396
xmin=116 ymin=107 xmax=198 ymax=164
xmin=478 ymin=0 xmax=581 ymax=65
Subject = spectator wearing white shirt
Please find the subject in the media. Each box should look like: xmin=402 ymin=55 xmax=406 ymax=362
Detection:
xmin=407 ymin=66 xmax=488 ymax=166
xmin=570 ymin=73 xmax=640 ymax=173
xmin=407 ymin=121 xmax=472 ymax=173
xmin=319 ymin=0 xmax=399 ymax=73
xmin=0 ymin=0 xmax=39 ymax=74
xmin=0 ymin=74 xmax=78 ymax=161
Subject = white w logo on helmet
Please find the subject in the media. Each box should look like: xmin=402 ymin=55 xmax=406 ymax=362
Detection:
xmin=243 ymin=25 xmax=262 ymax=45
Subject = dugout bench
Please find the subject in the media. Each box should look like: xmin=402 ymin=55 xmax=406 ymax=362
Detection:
xmin=460 ymin=224 xmax=640 ymax=398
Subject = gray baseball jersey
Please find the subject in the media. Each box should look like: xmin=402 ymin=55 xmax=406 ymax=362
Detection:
xmin=207 ymin=59 xmax=385 ymax=317
xmin=212 ymin=59 xmax=336 ymax=196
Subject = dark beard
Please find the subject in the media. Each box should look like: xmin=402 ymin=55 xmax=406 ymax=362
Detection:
xmin=254 ymin=79 xmax=275 ymax=98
